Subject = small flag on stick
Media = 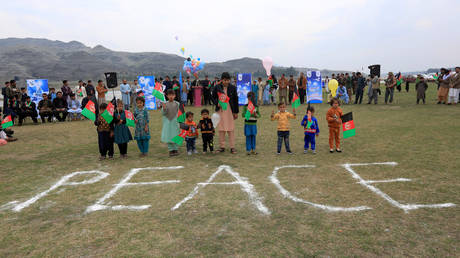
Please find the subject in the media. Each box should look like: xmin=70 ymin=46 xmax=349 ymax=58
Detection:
xmin=1 ymin=115 xmax=13 ymax=129
xmin=171 ymin=129 xmax=187 ymax=145
xmin=244 ymin=100 xmax=256 ymax=120
xmin=101 ymin=102 xmax=115 ymax=124
xmin=81 ymin=100 xmax=96 ymax=121
xmin=125 ymin=110 xmax=135 ymax=127
xmin=341 ymin=112 xmax=355 ymax=139
xmin=218 ymin=92 xmax=230 ymax=111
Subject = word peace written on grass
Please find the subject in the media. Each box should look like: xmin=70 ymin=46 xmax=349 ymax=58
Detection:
xmin=1 ymin=162 xmax=455 ymax=215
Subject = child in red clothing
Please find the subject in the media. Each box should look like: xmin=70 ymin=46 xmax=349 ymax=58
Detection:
xmin=185 ymin=111 xmax=199 ymax=155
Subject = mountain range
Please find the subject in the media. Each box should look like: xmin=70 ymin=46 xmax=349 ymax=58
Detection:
xmin=0 ymin=38 xmax=356 ymax=83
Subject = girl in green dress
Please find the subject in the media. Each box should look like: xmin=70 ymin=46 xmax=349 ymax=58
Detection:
xmin=161 ymin=89 xmax=181 ymax=157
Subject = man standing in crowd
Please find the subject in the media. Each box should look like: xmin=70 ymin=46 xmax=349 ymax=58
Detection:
xmin=438 ymin=68 xmax=451 ymax=104
xmin=351 ymin=72 xmax=358 ymax=95
xmin=38 ymin=93 xmax=54 ymax=123
xmin=385 ymin=72 xmax=397 ymax=104
xmin=288 ymin=75 xmax=296 ymax=104
xmin=2 ymin=81 xmax=13 ymax=114
xmin=61 ymin=80 xmax=72 ymax=102
xmin=53 ymin=91 xmax=68 ymax=122
xmin=201 ymin=75 xmax=211 ymax=105
xmin=297 ymin=72 xmax=307 ymax=104
xmin=367 ymin=75 xmax=380 ymax=105
xmin=18 ymin=96 xmax=38 ymax=125
xmin=86 ymin=80 xmax=96 ymax=97
xmin=257 ymin=77 xmax=265 ymax=105
xmin=448 ymin=67 xmax=460 ymax=105
xmin=96 ymin=80 xmax=108 ymax=104
xmin=130 ymin=79 xmax=140 ymax=108
xmin=172 ymin=76 xmax=181 ymax=102
xmin=120 ymin=79 xmax=131 ymax=110
xmin=345 ymin=73 xmax=352 ymax=96
xmin=186 ymin=76 xmax=193 ymax=106
xmin=278 ymin=74 xmax=288 ymax=105
xmin=355 ymin=72 xmax=366 ymax=104
xmin=163 ymin=76 xmax=172 ymax=92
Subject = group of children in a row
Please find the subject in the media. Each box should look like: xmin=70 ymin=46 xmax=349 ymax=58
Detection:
xmin=95 ymin=88 xmax=345 ymax=160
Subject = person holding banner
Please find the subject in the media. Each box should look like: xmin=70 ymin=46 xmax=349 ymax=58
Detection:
xmin=278 ymin=74 xmax=288 ymax=105
xmin=212 ymin=72 xmax=239 ymax=154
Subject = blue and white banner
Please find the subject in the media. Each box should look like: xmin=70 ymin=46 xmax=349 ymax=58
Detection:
xmin=307 ymin=71 xmax=322 ymax=104
xmin=138 ymin=76 xmax=156 ymax=110
xmin=237 ymin=73 xmax=251 ymax=105
xmin=27 ymin=79 xmax=49 ymax=118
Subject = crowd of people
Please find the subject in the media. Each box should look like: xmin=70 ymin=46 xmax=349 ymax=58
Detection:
xmin=1 ymin=67 xmax=459 ymax=155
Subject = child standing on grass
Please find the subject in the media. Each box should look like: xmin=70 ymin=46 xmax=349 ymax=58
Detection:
xmin=113 ymin=99 xmax=132 ymax=158
xmin=301 ymin=106 xmax=320 ymax=154
xmin=95 ymin=103 xmax=114 ymax=160
xmin=271 ymin=102 xmax=296 ymax=154
xmin=242 ymin=91 xmax=261 ymax=155
xmin=134 ymin=97 xmax=150 ymax=156
xmin=326 ymin=98 xmax=343 ymax=153
xmin=161 ymin=89 xmax=181 ymax=157
xmin=185 ymin=111 xmax=198 ymax=155
xmin=198 ymin=109 xmax=214 ymax=153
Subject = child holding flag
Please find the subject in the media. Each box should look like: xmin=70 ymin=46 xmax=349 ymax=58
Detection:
xmin=185 ymin=111 xmax=198 ymax=155
xmin=134 ymin=97 xmax=150 ymax=156
xmin=271 ymin=102 xmax=296 ymax=154
xmin=198 ymin=109 xmax=214 ymax=153
xmin=95 ymin=103 xmax=114 ymax=160
xmin=161 ymin=89 xmax=181 ymax=157
xmin=113 ymin=99 xmax=133 ymax=158
xmin=242 ymin=92 xmax=261 ymax=155
xmin=301 ymin=106 xmax=319 ymax=154
xmin=326 ymin=98 xmax=343 ymax=153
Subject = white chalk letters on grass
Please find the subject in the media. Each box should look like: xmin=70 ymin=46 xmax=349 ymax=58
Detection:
xmin=172 ymin=165 xmax=271 ymax=215
xmin=341 ymin=162 xmax=456 ymax=213
xmin=1 ymin=163 xmax=455 ymax=214
xmin=269 ymin=165 xmax=372 ymax=212
xmin=86 ymin=166 xmax=183 ymax=213
xmin=5 ymin=171 xmax=109 ymax=212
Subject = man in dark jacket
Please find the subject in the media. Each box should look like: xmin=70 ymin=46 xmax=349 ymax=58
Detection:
xmin=38 ymin=93 xmax=54 ymax=123
xmin=355 ymin=72 xmax=366 ymax=104
xmin=53 ymin=91 xmax=68 ymax=122
xmin=18 ymin=96 xmax=38 ymax=125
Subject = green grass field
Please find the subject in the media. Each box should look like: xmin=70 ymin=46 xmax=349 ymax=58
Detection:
xmin=1 ymin=84 xmax=459 ymax=256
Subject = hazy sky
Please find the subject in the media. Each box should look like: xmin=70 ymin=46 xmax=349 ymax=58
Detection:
xmin=1 ymin=0 xmax=459 ymax=72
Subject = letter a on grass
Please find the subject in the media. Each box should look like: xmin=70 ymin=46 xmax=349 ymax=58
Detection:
xmin=81 ymin=100 xmax=96 ymax=121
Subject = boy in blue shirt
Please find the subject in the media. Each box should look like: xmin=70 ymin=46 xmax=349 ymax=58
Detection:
xmin=301 ymin=105 xmax=320 ymax=154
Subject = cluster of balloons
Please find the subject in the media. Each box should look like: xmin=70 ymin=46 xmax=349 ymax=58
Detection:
xmin=183 ymin=56 xmax=205 ymax=77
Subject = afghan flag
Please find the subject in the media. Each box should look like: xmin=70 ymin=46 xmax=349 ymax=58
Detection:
xmin=153 ymin=83 xmax=165 ymax=102
xmin=171 ymin=129 xmax=187 ymax=145
xmin=77 ymin=88 xmax=83 ymax=97
xmin=177 ymin=103 xmax=186 ymax=123
xmin=244 ymin=100 xmax=256 ymax=120
xmin=1 ymin=115 xmax=13 ymax=129
xmin=218 ymin=92 xmax=230 ymax=111
xmin=138 ymin=91 xmax=145 ymax=98
xmin=433 ymin=73 xmax=439 ymax=80
xmin=173 ymin=83 xmax=179 ymax=91
xmin=101 ymin=102 xmax=115 ymax=124
xmin=125 ymin=110 xmax=135 ymax=127
xmin=292 ymin=92 xmax=300 ymax=109
xmin=341 ymin=112 xmax=355 ymax=139
xmin=81 ymin=100 xmax=96 ymax=121
xmin=396 ymin=73 xmax=403 ymax=86
xmin=306 ymin=119 xmax=313 ymax=129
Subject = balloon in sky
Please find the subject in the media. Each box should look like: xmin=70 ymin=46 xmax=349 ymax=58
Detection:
xmin=180 ymin=47 xmax=185 ymax=55
xmin=175 ymin=36 xmax=179 ymax=41
xmin=262 ymin=56 xmax=273 ymax=76
xmin=328 ymin=79 xmax=339 ymax=97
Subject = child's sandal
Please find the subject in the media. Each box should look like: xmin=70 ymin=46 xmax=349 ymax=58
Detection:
xmin=217 ymin=148 xmax=225 ymax=153
xmin=230 ymin=148 xmax=237 ymax=154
